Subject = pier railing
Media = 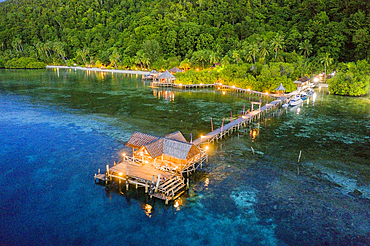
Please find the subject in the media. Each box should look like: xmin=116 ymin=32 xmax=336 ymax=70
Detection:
xmin=123 ymin=155 xmax=143 ymax=166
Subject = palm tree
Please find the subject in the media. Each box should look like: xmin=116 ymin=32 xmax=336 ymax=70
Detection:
xmin=299 ymin=39 xmax=312 ymax=59
xmin=270 ymin=33 xmax=285 ymax=59
xmin=109 ymin=49 xmax=120 ymax=69
xmin=259 ymin=39 xmax=269 ymax=63
xmin=319 ymin=52 xmax=333 ymax=83
xmin=246 ymin=43 xmax=259 ymax=63
xmin=192 ymin=50 xmax=209 ymax=69
xmin=209 ymin=51 xmax=219 ymax=65
xmin=53 ymin=41 xmax=67 ymax=65
xmin=180 ymin=58 xmax=191 ymax=71
xmin=232 ymin=50 xmax=241 ymax=64
xmin=76 ymin=48 xmax=87 ymax=65
xmin=221 ymin=55 xmax=231 ymax=66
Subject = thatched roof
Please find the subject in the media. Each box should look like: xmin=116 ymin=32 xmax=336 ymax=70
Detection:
xmin=275 ymin=83 xmax=286 ymax=91
xmin=126 ymin=132 xmax=159 ymax=149
xmin=165 ymin=131 xmax=187 ymax=142
xmin=162 ymin=138 xmax=200 ymax=160
xmin=128 ymin=131 xmax=200 ymax=160
xmin=145 ymin=138 xmax=163 ymax=158
xmin=169 ymin=67 xmax=183 ymax=73
xmin=298 ymin=76 xmax=310 ymax=82
xmin=158 ymin=70 xmax=175 ymax=79
xmin=150 ymin=69 xmax=158 ymax=74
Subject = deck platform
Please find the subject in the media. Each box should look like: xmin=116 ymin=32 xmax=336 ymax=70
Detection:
xmin=95 ymin=156 xmax=203 ymax=203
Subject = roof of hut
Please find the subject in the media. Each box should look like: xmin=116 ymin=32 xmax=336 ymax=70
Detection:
xmin=298 ymin=76 xmax=310 ymax=82
xmin=275 ymin=83 xmax=286 ymax=91
xmin=129 ymin=131 xmax=200 ymax=160
xmin=169 ymin=67 xmax=183 ymax=73
xmin=158 ymin=70 xmax=175 ymax=79
xmin=145 ymin=138 xmax=164 ymax=158
xmin=165 ymin=131 xmax=187 ymax=142
xmin=126 ymin=132 xmax=159 ymax=149
xmin=150 ymin=69 xmax=158 ymax=74
xmin=294 ymin=80 xmax=303 ymax=84
xmin=162 ymin=138 xmax=199 ymax=160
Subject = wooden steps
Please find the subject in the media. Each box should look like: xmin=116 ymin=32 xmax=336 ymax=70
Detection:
xmin=155 ymin=175 xmax=186 ymax=203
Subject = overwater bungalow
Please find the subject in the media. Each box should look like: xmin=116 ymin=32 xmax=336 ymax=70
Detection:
xmin=154 ymin=70 xmax=176 ymax=84
xmin=127 ymin=131 xmax=205 ymax=173
xmin=144 ymin=69 xmax=159 ymax=80
xmin=95 ymin=131 xmax=207 ymax=203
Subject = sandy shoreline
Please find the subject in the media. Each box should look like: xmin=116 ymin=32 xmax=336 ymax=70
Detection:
xmin=46 ymin=65 xmax=150 ymax=75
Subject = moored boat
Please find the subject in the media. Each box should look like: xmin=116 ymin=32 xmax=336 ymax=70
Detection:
xmin=289 ymin=97 xmax=303 ymax=107
xmin=300 ymin=92 xmax=307 ymax=100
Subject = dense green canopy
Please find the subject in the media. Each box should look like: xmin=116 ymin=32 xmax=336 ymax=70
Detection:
xmin=0 ymin=0 xmax=369 ymax=67
xmin=1 ymin=0 xmax=369 ymax=95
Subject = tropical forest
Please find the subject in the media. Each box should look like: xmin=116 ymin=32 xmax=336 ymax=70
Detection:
xmin=0 ymin=0 xmax=369 ymax=95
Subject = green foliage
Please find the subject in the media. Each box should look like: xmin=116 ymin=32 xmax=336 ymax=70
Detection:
xmin=176 ymin=62 xmax=296 ymax=93
xmin=176 ymin=69 xmax=218 ymax=85
xmin=5 ymin=57 xmax=45 ymax=69
xmin=328 ymin=60 xmax=370 ymax=96
xmin=0 ymin=0 xmax=369 ymax=96
xmin=0 ymin=0 xmax=369 ymax=67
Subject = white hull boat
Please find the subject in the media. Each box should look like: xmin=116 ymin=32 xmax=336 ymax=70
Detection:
xmin=289 ymin=97 xmax=303 ymax=107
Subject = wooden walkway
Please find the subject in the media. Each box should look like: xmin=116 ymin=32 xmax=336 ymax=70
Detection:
xmin=95 ymin=82 xmax=314 ymax=203
xmin=151 ymin=82 xmax=281 ymax=98
xmin=192 ymin=98 xmax=285 ymax=146
xmin=192 ymin=85 xmax=314 ymax=146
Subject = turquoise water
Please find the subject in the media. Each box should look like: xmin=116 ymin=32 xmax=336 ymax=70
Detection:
xmin=1 ymin=68 xmax=370 ymax=245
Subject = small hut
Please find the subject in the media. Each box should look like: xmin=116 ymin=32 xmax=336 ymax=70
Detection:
xmin=294 ymin=76 xmax=310 ymax=89
xmin=157 ymin=70 xmax=176 ymax=84
xmin=126 ymin=131 xmax=203 ymax=173
xmin=275 ymin=83 xmax=286 ymax=95
xmin=169 ymin=67 xmax=183 ymax=74
xmin=144 ymin=69 xmax=159 ymax=80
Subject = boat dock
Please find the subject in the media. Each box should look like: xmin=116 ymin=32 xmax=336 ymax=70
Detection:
xmin=151 ymin=81 xmax=281 ymax=98
xmin=95 ymin=82 xmax=314 ymax=203
xmin=95 ymin=158 xmax=188 ymax=203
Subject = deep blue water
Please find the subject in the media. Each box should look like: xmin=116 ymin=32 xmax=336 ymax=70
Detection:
xmin=1 ymin=68 xmax=370 ymax=245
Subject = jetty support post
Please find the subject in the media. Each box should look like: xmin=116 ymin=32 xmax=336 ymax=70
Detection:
xmin=105 ymin=164 xmax=110 ymax=185
xmin=297 ymin=150 xmax=302 ymax=175
xmin=155 ymin=174 xmax=161 ymax=192
xmin=126 ymin=167 xmax=129 ymax=191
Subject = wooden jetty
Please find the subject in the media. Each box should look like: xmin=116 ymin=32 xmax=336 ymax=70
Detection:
xmin=96 ymin=81 xmax=314 ymax=203
xmin=151 ymin=81 xmax=277 ymax=98
xmin=95 ymin=131 xmax=207 ymax=204
xmin=192 ymin=85 xmax=314 ymax=146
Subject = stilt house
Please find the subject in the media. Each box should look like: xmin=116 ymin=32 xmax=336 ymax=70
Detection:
xmin=126 ymin=131 xmax=205 ymax=173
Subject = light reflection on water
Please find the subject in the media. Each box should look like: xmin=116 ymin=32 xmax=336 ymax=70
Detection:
xmin=1 ymin=69 xmax=370 ymax=245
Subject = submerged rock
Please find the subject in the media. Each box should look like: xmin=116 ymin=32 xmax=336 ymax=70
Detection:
xmin=349 ymin=189 xmax=362 ymax=197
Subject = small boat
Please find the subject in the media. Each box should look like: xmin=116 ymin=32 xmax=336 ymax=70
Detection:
xmin=300 ymin=92 xmax=307 ymax=100
xmin=289 ymin=97 xmax=303 ymax=107
xmin=282 ymin=103 xmax=289 ymax=108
